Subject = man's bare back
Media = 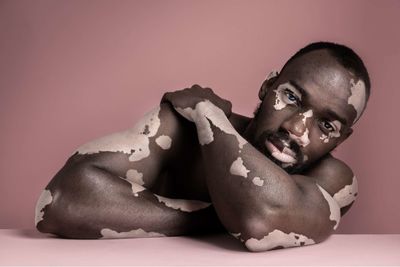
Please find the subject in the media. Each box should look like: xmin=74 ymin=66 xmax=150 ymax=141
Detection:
xmin=35 ymin=42 xmax=368 ymax=252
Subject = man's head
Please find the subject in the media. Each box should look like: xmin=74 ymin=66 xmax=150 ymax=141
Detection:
xmin=244 ymin=42 xmax=370 ymax=173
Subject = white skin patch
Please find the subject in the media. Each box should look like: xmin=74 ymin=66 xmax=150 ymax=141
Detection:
xmin=130 ymin=183 xmax=146 ymax=197
xmin=75 ymin=106 xmax=161 ymax=162
xmin=245 ymin=229 xmax=315 ymax=252
xmin=273 ymin=83 xmax=302 ymax=111
xmin=119 ymin=176 xmax=146 ymax=197
xmin=289 ymin=128 xmax=310 ymax=147
xmin=176 ymin=101 xmax=247 ymax=148
xmin=317 ymin=184 xmax=341 ymax=230
xmin=155 ymin=135 xmax=172 ymax=150
xmin=229 ymin=157 xmax=250 ymax=178
xmin=319 ymin=120 xmax=342 ymax=143
xmin=320 ymin=134 xmax=329 ymax=143
xmin=252 ymin=177 xmax=264 ymax=186
xmin=35 ymin=189 xmax=53 ymax=226
xmin=154 ymin=195 xmax=211 ymax=212
xmin=175 ymin=105 xmax=213 ymax=145
xmin=301 ymin=109 xmax=313 ymax=124
xmin=288 ymin=109 xmax=313 ymax=147
xmin=100 ymin=228 xmax=165 ymax=239
xmin=126 ymin=169 xmax=144 ymax=185
xmin=348 ymin=79 xmax=366 ymax=123
xmin=333 ymin=176 xmax=358 ymax=208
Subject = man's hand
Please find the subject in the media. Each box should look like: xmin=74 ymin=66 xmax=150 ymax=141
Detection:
xmin=161 ymin=85 xmax=232 ymax=117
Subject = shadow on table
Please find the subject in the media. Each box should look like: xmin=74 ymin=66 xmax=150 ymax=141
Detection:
xmin=186 ymin=233 xmax=247 ymax=252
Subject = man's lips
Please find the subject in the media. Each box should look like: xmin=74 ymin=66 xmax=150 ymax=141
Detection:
xmin=265 ymin=138 xmax=297 ymax=164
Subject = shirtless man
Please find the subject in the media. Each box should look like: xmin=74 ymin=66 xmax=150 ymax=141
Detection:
xmin=35 ymin=42 xmax=370 ymax=252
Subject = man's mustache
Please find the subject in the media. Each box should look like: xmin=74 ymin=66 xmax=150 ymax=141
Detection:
xmin=255 ymin=129 xmax=304 ymax=164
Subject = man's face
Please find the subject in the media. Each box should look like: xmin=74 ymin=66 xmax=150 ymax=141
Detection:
xmin=244 ymin=49 xmax=367 ymax=173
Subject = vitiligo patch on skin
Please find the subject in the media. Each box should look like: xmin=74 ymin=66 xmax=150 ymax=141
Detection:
xmin=35 ymin=189 xmax=53 ymax=226
xmin=176 ymin=101 xmax=247 ymax=148
xmin=320 ymin=134 xmax=329 ymax=143
xmin=288 ymin=128 xmax=310 ymax=148
xmin=333 ymin=176 xmax=358 ymax=208
xmin=252 ymin=177 xmax=264 ymax=186
xmin=154 ymin=195 xmax=211 ymax=212
xmin=301 ymin=109 xmax=313 ymax=124
xmin=348 ymin=79 xmax=366 ymax=123
xmin=126 ymin=169 xmax=144 ymax=185
xmin=75 ymin=106 xmax=161 ymax=162
xmin=175 ymin=106 xmax=213 ymax=145
xmin=273 ymin=83 xmax=302 ymax=111
xmin=100 ymin=228 xmax=165 ymax=239
xmin=273 ymin=88 xmax=287 ymax=110
xmin=245 ymin=229 xmax=315 ymax=252
xmin=287 ymin=109 xmax=313 ymax=147
xmin=119 ymin=176 xmax=146 ymax=197
xmin=317 ymin=184 xmax=341 ymax=230
xmin=130 ymin=183 xmax=146 ymax=197
xmin=230 ymin=157 xmax=250 ymax=178
xmin=155 ymin=135 xmax=172 ymax=150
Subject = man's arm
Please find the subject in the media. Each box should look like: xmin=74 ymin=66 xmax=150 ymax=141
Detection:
xmin=163 ymin=89 xmax=356 ymax=252
xmin=303 ymin=154 xmax=358 ymax=217
xmin=35 ymin=103 xmax=222 ymax=238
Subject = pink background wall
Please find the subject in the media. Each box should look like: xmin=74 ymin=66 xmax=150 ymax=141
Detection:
xmin=1 ymin=0 xmax=399 ymax=233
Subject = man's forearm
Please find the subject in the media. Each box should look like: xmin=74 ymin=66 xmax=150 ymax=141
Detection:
xmin=36 ymin=162 xmax=222 ymax=238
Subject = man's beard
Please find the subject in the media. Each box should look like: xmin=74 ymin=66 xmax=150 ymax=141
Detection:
xmin=253 ymin=129 xmax=308 ymax=174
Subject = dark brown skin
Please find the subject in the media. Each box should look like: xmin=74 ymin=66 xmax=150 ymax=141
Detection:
xmin=36 ymin=49 xmax=364 ymax=251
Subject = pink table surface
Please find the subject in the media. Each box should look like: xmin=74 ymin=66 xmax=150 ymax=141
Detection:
xmin=0 ymin=229 xmax=399 ymax=266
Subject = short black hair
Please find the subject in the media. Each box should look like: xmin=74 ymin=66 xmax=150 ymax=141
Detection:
xmin=281 ymin=42 xmax=371 ymax=101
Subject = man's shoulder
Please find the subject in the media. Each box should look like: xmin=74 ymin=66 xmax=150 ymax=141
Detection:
xmin=300 ymin=154 xmax=358 ymax=216
xmin=303 ymin=154 xmax=355 ymax=197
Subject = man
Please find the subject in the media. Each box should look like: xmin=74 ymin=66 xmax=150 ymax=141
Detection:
xmin=35 ymin=42 xmax=370 ymax=252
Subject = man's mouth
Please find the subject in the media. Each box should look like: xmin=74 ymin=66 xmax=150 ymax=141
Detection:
xmin=265 ymin=135 xmax=298 ymax=164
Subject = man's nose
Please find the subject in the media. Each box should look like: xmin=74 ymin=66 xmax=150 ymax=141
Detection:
xmin=281 ymin=113 xmax=310 ymax=146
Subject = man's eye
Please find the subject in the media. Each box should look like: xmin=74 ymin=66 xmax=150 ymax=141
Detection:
xmin=284 ymin=90 xmax=298 ymax=103
xmin=321 ymin=121 xmax=335 ymax=132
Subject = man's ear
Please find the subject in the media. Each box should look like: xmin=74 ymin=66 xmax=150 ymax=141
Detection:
xmin=259 ymin=71 xmax=279 ymax=100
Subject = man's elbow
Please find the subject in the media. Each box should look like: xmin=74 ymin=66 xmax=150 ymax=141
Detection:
xmin=35 ymin=188 xmax=63 ymax=235
xmin=34 ymin=163 xmax=96 ymax=238
xmin=238 ymin=210 xmax=332 ymax=252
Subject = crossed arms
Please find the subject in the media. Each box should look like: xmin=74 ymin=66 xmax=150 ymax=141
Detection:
xmin=161 ymin=87 xmax=358 ymax=251
xmin=35 ymin=86 xmax=358 ymax=252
